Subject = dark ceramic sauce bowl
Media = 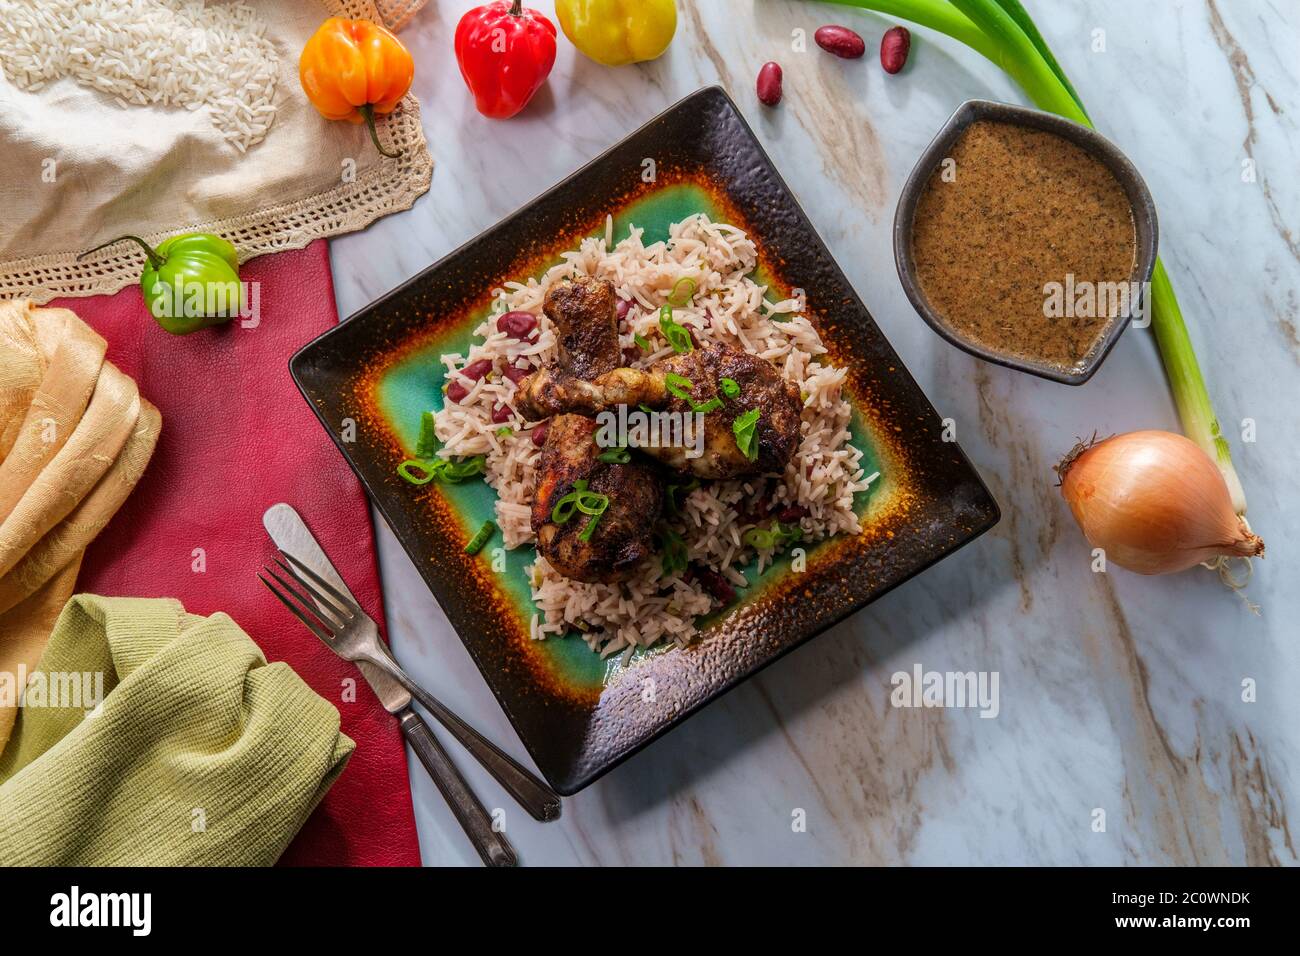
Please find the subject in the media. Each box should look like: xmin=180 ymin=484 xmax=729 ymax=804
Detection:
xmin=893 ymin=99 xmax=1159 ymax=385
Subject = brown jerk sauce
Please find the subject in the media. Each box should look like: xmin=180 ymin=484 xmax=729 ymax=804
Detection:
xmin=911 ymin=120 xmax=1138 ymax=371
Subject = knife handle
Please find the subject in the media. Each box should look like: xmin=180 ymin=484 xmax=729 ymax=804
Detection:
xmin=399 ymin=710 xmax=517 ymax=867
xmin=397 ymin=678 xmax=562 ymax=823
xmin=361 ymin=647 xmax=561 ymax=823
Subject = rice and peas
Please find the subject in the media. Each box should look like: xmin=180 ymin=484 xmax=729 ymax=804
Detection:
xmin=431 ymin=214 xmax=878 ymax=661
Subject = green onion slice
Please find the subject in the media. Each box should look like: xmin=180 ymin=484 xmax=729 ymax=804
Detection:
xmin=397 ymin=454 xmax=485 ymax=486
xmin=658 ymin=305 xmax=693 ymax=354
xmin=664 ymin=372 xmax=694 ymax=400
xmin=397 ymin=460 xmax=438 ymax=485
xmin=664 ymin=372 xmax=722 ymax=413
xmin=415 ymin=410 xmax=439 ymax=458
xmin=551 ymin=479 xmax=586 ymax=523
xmin=720 ymin=377 xmax=740 ymax=398
xmin=551 ymin=479 xmax=610 ymax=525
xmin=633 ymin=332 xmax=651 ymax=352
xmin=441 ymin=456 xmax=486 ymax=482
xmin=667 ymin=276 xmax=697 ymax=306
xmin=597 ymin=447 xmax=631 ymax=464
xmin=689 ymin=396 xmax=723 ymax=414
xmin=575 ymin=490 xmax=609 ymax=516
xmin=743 ymin=520 xmax=802 ymax=552
xmin=732 ymin=408 xmax=761 ymax=462
xmin=656 ymin=526 xmax=689 ymax=576
xmin=578 ymin=511 xmax=603 ymax=542
xmin=464 ymin=520 xmax=496 ymax=555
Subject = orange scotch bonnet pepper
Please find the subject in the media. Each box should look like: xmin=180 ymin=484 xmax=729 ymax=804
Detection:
xmin=299 ymin=17 xmax=414 ymax=158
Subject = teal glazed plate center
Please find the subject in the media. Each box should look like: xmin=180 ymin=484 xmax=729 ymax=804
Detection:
xmin=290 ymin=87 xmax=1000 ymax=794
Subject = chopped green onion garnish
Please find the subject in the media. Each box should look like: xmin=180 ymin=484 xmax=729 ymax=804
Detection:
xmin=575 ymin=490 xmax=609 ymax=516
xmin=578 ymin=511 xmax=603 ymax=542
xmin=551 ymin=479 xmax=586 ymax=523
xmin=658 ymin=305 xmax=693 ymax=354
xmin=552 ymin=497 xmax=579 ymax=524
xmin=656 ymin=526 xmax=688 ymax=576
xmin=441 ymin=455 xmax=486 ymax=482
xmin=396 ymin=454 xmax=485 ymax=486
xmin=720 ymin=377 xmax=740 ymax=398
xmin=664 ymin=372 xmax=694 ymax=400
xmin=464 ymin=520 xmax=496 ymax=555
xmin=415 ymin=410 xmax=439 ymax=458
xmin=664 ymin=372 xmax=722 ymax=413
xmin=667 ymin=276 xmax=697 ymax=306
xmin=732 ymin=408 xmax=761 ymax=462
xmin=743 ymin=520 xmax=802 ymax=552
xmin=496 ymin=427 xmax=513 ymax=437
xmin=633 ymin=332 xmax=651 ymax=351
xmin=638 ymin=403 xmax=655 ymax=414
xmin=550 ymin=479 xmax=609 ymax=526
xmin=397 ymin=460 xmax=438 ymax=486
xmin=597 ymin=447 xmax=631 ymax=464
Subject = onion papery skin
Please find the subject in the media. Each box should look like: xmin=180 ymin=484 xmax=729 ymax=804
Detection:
xmin=1058 ymin=430 xmax=1264 ymax=575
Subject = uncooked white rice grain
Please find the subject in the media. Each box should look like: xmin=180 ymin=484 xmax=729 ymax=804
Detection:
xmin=0 ymin=0 xmax=279 ymax=152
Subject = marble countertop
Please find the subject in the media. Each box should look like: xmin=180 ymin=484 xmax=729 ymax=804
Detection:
xmin=328 ymin=0 xmax=1299 ymax=865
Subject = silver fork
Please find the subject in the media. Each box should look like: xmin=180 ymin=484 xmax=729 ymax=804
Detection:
xmin=260 ymin=558 xmax=561 ymax=849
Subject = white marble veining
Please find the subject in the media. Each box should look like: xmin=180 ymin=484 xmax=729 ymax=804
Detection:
xmin=329 ymin=0 xmax=1299 ymax=865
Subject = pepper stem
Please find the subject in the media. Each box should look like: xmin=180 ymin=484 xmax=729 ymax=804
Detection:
xmin=78 ymin=234 xmax=165 ymax=271
xmin=509 ymin=0 xmax=523 ymax=14
xmin=360 ymin=104 xmax=401 ymax=159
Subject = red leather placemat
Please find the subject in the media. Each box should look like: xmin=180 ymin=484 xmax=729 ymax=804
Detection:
xmin=58 ymin=241 xmax=421 ymax=867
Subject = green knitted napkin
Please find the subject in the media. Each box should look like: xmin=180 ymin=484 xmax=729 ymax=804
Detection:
xmin=0 ymin=595 xmax=353 ymax=865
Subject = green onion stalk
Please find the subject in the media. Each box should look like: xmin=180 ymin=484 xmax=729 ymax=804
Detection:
xmin=820 ymin=0 xmax=1248 ymax=514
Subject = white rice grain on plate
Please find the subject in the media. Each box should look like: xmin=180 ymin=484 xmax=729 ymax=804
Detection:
xmin=0 ymin=0 xmax=279 ymax=153
xmin=434 ymin=215 xmax=878 ymax=658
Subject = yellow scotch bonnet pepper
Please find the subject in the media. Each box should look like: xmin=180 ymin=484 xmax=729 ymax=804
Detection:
xmin=556 ymin=0 xmax=676 ymax=66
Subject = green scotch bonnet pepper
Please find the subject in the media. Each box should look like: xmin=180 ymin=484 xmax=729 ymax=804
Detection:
xmin=79 ymin=233 xmax=243 ymax=335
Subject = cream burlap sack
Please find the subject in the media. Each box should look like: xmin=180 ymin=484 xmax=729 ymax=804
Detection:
xmin=0 ymin=0 xmax=432 ymax=304
xmin=0 ymin=300 xmax=160 ymax=752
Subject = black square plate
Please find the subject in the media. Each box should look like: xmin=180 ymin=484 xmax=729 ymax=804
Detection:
xmin=291 ymin=87 xmax=999 ymax=794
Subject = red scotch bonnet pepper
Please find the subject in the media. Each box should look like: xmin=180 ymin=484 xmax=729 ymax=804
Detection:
xmin=454 ymin=0 xmax=557 ymax=119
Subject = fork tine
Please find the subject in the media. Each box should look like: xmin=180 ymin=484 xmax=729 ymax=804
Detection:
xmin=272 ymin=556 xmax=354 ymax=625
xmin=259 ymin=573 xmax=336 ymax=643
xmin=264 ymin=564 xmax=348 ymax=631
xmin=278 ymin=550 xmax=362 ymax=617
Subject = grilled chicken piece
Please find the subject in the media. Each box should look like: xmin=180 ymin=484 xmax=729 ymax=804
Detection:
xmin=531 ymin=415 xmax=662 ymax=583
xmin=517 ymin=365 xmax=664 ymax=419
xmin=544 ymin=275 xmax=621 ymax=380
xmin=518 ymin=342 xmax=803 ymax=479
xmin=526 ymin=276 xmax=663 ymax=582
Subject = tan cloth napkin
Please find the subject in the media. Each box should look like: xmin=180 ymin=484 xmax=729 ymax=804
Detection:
xmin=0 ymin=0 xmax=432 ymax=304
xmin=0 ymin=299 xmax=160 ymax=753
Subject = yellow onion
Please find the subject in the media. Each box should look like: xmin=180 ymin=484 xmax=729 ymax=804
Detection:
xmin=1057 ymin=430 xmax=1264 ymax=575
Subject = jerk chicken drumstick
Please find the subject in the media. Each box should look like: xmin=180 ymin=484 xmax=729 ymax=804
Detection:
xmin=518 ymin=336 xmax=803 ymax=480
xmin=528 ymin=277 xmax=662 ymax=583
